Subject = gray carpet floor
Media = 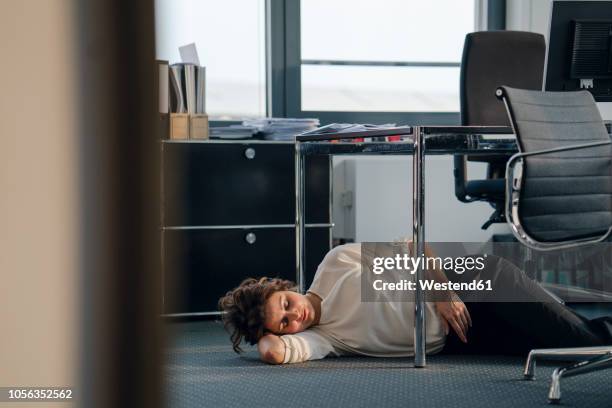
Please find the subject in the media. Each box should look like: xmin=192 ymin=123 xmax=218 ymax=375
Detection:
xmin=165 ymin=321 xmax=612 ymax=408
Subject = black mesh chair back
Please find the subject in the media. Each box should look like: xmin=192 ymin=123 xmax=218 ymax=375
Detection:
xmin=460 ymin=31 xmax=545 ymax=126
xmin=454 ymin=31 xmax=546 ymax=229
xmin=499 ymin=86 xmax=612 ymax=244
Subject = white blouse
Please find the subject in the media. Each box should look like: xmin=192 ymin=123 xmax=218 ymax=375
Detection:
xmin=280 ymin=243 xmax=446 ymax=364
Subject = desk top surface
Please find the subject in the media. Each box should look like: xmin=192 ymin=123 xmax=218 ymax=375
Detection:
xmin=295 ymin=125 xmax=512 ymax=142
xmin=295 ymin=125 xmax=611 ymax=156
xmin=297 ymin=128 xmax=517 ymax=156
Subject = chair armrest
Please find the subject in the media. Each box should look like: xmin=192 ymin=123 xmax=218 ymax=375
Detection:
xmin=508 ymin=140 xmax=611 ymax=160
xmin=504 ymin=140 xmax=612 ymax=251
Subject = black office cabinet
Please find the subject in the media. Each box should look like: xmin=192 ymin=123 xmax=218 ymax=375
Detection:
xmin=161 ymin=140 xmax=331 ymax=315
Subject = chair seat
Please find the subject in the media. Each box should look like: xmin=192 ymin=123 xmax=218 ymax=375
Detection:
xmin=465 ymin=178 xmax=505 ymax=199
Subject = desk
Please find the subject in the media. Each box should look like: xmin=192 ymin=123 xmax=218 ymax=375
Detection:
xmin=295 ymin=125 xmax=516 ymax=368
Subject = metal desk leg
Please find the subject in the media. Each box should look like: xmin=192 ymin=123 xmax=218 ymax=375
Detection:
xmin=413 ymin=126 xmax=426 ymax=367
xmin=295 ymin=142 xmax=306 ymax=293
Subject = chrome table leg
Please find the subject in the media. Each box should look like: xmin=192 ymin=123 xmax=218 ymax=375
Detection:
xmin=295 ymin=142 xmax=306 ymax=294
xmin=413 ymin=126 xmax=426 ymax=368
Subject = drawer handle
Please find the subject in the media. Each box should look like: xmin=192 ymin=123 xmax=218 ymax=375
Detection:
xmin=245 ymin=232 xmax=257 ymax=244
xmin=244 ymin=148 xmax=256 ymax=160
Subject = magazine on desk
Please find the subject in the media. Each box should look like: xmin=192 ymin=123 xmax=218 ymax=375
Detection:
xmin=297 ymin=123 xmax=413 ymax=142
xmin=298 ymin=123 xmax=397 ymax=136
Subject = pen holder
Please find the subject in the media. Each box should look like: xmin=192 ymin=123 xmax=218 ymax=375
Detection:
xmin=190 ymin=113 xmax=209 ymax=140
xmin=169 ymin=113 xmax=190 ymax=140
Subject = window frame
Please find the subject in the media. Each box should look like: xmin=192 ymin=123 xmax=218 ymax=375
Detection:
xmin=265 ymin=0 xmax=505 ymax=126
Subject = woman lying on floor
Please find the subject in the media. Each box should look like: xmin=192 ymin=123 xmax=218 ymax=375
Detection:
xmin=218 ymin=243 xmax=611 ymax=364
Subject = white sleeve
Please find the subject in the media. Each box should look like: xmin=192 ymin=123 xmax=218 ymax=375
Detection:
xmin=279 ymin=330 xmax=339 ymax=364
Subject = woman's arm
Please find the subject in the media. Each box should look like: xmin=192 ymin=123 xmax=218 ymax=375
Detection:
xmin=258 ymin=331 xmax=339 ymax=364
xmin=424 ymin=243 xmax=452 ymax=292
xmin=257 ymin=334 xmax=286 ymax=364
xmin=411 ymin=241 xmax=472 ymax=342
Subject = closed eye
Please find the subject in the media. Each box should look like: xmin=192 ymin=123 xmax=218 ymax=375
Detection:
xmin=278 ymin=296 xmax=289 ymax=332
xmin=279 ymin=316 xmax=289 ymax=333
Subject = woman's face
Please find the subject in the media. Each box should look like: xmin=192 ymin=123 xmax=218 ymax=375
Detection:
xmin=263 ymin=291 xmax=316 ymax=335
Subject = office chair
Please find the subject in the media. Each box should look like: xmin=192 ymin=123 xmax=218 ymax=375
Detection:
xmin=497 ymin=86 xmax=612 ymax=404
xmin=454 ymin=31 xmax=546 ymax=229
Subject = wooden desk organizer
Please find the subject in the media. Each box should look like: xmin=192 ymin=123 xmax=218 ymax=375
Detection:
xmin=190 ymin=113 xmax=209 ymax=140
xmin=169 ymin=113 xmax=189 ymax=140
xmin=168 ymin=113 xmax=209 ymax=140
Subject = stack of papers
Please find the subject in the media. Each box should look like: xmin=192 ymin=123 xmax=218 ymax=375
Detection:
xmin=243 ymin=118 xmax=320 ymax=141
xmin=209 ymin=125 xmax=257 ymax=140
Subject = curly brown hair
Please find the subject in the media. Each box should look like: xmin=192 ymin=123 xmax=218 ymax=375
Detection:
xmin=218 ymin=277 xmax=297 ymax=353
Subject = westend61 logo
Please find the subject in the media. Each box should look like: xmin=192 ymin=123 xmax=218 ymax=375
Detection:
xmin=367 ymin=253 xmax=492 ymax=294
xmin=361 ymin=241 xmax=612 ymax=302
xmin=371 ymin=254 xmax=486 ymax=275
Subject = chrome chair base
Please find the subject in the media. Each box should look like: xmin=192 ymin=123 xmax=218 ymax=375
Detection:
xmin=522 ymin=347 xmax=612 ymax=404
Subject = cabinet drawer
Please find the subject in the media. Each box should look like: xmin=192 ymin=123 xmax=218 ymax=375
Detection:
xmin=162 ymin=142 xmax=330 ymax=226
xmin=163 ymin=227 xmax=330 ymax=314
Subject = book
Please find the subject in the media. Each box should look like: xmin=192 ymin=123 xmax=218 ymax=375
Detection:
xmin=183 ymin=63 xmax=197 ymax=114
xmin=169 ymin=65 xmax=186 ymax=113
xmin=156 ymin=60 xmax=169 ymax=114
xmin=170 ymin=63 xmax=204 ymax=115
xmin=196 ymin=66 xmax=206 ymax=114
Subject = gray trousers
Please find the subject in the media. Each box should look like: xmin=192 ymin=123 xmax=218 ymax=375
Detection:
xmin=441 ymin=255 xmax=612 ymax=356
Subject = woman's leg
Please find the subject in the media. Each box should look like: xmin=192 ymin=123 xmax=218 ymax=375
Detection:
xmin=441 ymin=255 xmax=611 ymax=355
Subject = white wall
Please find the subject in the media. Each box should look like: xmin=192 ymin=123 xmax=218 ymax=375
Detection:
xmin=332 ymin=156 xmax=510 ymax=243
xmin=506 ymin=0 xmax=551 ymax=35
xmin=0 ymin=1 xmax=79 ymax=404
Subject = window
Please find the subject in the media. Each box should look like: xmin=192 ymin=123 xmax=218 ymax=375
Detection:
xmin=300 ymin=0 xmax=476 ymax=113
xmin=155 ymin=0 xmax=503 ymax=124
xmin=155 ymin=0 xmax=266 ymax=120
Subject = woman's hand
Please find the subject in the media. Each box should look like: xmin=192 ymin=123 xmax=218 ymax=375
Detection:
xmin=435 ymin=292 xmax=472 ymax=343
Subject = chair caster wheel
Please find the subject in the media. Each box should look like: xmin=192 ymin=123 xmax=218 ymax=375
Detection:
xmin=548 ymin=398 xmax=560 ymax=405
